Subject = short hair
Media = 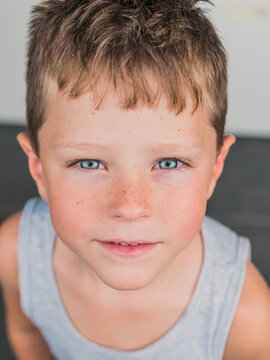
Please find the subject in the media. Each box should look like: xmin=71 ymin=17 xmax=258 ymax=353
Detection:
xmin=27 ymin=0 xmax=227 ymax=156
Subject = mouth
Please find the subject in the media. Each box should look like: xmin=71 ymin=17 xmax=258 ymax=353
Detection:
xmin=99 ymin=239 xmax=156 ymax=246
xmin=96 ymin=239 xmax=160 ymax=258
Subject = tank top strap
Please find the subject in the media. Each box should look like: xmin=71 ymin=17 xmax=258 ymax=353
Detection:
xmin=201 ymin=216 xmax=252 ymax=359
xmin=17 ymin=197 xmax=55 ymax=320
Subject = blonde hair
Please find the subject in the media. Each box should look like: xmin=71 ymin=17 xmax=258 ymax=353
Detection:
xmin=27 ymin=0 xmax=227 ymax=155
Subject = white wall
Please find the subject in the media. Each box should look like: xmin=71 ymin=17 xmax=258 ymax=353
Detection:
xmin=209 ymin=0 xmax=270 ymax=136
xmin=0 ymin=0 xmax=269 ymax=136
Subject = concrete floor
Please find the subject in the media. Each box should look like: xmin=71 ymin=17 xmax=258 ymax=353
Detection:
xmin=1 ymin=124 xmax=270 ymax=358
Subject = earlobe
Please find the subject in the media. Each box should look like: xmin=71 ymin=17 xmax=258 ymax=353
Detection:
xmin=207 ymin=134 xmax=236 ymax=200
xmin=17 ymin=132 xmax=48 ymax=201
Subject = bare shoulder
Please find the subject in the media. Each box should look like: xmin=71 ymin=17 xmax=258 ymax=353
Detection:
xmin=0 ymin=211 xmax=22 ymax=288
xmin=223 ymin=260 xmax=270 ymax=360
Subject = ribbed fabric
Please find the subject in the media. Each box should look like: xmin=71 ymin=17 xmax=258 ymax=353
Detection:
xmin=17 ymin=197 xmax=251 ymax=360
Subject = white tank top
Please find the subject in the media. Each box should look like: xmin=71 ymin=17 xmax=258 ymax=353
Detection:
xmin=17 ymin=197 xmax=251 ymax=360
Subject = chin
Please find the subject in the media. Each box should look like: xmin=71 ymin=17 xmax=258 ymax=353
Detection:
xmin=99 ymin=271 xmax=157 ymax=292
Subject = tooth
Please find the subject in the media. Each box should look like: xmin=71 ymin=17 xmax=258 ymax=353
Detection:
xmin=113 ymin=242 xmax=142 ymax=246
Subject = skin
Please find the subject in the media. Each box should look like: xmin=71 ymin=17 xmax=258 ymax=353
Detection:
xmin=17 ymin=84 xmax=235 ymax=309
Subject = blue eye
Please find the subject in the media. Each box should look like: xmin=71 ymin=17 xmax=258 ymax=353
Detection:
xmin=79 ymin=160 xmax=102 ymax=170
xmin=158 ymin=158 xmax=182 ymax=170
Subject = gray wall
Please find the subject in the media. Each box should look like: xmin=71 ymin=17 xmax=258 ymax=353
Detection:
xmin=0 ymin=0 xmax=270 ymax=135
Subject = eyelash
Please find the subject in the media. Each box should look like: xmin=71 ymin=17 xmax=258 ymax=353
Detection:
xmin=67 ymin=157 xmax=190 ymax=174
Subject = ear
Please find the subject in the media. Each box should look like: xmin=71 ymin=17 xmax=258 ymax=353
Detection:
xmin=207 ymin=134 xmax=236 ymax=200
xmin=17 ymin=132 xmax=48 ymax=202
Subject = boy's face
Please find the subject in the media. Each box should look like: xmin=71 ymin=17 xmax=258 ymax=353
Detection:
xmin=18 ymin=84 xmax=234 ymax=292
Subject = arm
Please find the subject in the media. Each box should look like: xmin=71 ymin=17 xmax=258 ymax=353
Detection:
xmin=223 ymin=260 xmax=270 ymax=360
xmin=0 ymin=212 xmax=54 ymax=360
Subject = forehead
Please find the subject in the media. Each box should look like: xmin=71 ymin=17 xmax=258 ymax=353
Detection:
xmin=39 ymin=83 xmax=216 ymax=152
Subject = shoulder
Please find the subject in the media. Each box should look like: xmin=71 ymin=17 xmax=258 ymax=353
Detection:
xmin=223 ymin=260 xmax=270 ymax=360
xmin=0 ymin=211 xmax=22 ymax=289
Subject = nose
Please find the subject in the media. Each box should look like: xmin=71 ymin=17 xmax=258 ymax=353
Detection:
xmin=107 ymin=176 xmax=153 ymax=222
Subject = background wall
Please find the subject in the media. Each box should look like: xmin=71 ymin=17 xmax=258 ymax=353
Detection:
xmin=0 ymin=0 xmax=270 ymax=136
xmin=208 ymin=0 xmax=270 ymax=136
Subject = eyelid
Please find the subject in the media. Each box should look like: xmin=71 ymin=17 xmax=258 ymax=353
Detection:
xmin=154 ymin=156 xmax=191 ymax=168
xmin=66 ymin=159 xmax=107 ymax=169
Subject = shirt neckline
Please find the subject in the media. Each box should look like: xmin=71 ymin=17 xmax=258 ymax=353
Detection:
xmin=46 ymin=217 xmax=209 ymax=356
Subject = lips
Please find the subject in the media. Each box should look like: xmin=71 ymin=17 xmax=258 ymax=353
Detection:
xmin=96 ymin=240 xmax=160 ymax=258
xmin=98 ymin=239 xmax=156 ymax=245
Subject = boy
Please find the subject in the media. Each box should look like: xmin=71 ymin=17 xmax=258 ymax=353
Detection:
xmin=1 ymin=0 xmax=270 ymax=359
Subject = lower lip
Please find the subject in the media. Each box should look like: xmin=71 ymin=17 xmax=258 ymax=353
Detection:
xmin=96 ymin=241 xmax=159 ymax=258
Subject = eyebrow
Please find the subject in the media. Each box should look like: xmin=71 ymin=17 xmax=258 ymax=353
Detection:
xmin=56 ymin=142 xmax=202 ymax=151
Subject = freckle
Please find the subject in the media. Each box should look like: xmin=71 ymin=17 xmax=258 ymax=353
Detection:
xmin=178 ymin=128 xmax=181 ymax=132
xmin=123 ymin=190 xmax=126 ymax=194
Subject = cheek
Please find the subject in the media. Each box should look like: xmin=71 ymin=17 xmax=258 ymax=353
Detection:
xmin=47 ymin=180 xmax=100 ymax=240
xmin=159 ymin=176 xmax=208 ymax=240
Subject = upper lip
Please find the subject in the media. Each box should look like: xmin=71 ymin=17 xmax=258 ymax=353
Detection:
xmin=98 ymin=239 xmax=158 ymax=245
